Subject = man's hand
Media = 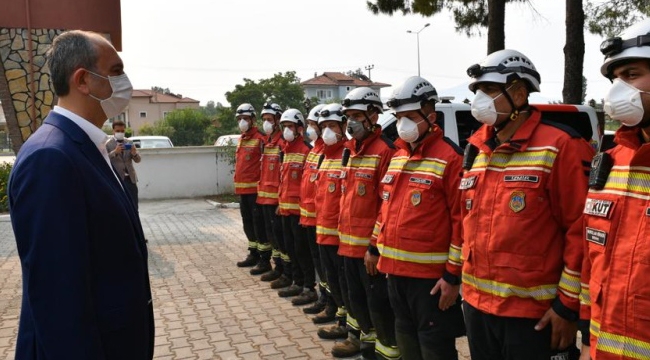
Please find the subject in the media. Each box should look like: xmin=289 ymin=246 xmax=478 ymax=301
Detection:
xmin=579 ymin=345 xmax=591 ymax=360
xmin=430 ymin=278 xmax=460 ymax=311
xmin=130 ymin=145 xmax=137 ymax=155
xmin=535 ymin=307 xmax=577 ymax=350
xmin=114 ymin=143 xmax=124 ymax=154
xmin=274 ymin=206 xmax=280 ymax=215
xmin=364 ymin=250 xmax=379 ymax=276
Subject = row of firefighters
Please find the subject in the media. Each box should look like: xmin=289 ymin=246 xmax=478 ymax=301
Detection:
xmin=231 ymin=20 xmax=650 ymax=360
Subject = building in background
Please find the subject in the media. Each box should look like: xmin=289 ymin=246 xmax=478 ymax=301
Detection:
xmin=108 ymin=90 xmax=200 ymax=135
xmin=300 ymin=72 xmax=390 ymax=104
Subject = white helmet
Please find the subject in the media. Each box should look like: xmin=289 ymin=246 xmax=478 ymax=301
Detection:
xmin=318 ymin=103 xmax=347 ymax=124
xmin=261 ymin=102 xmax=283 ymax=117
xmin=280 ymin=108 xmax=305 ymax=127
xmin=601 ymin=18 xmax=650 ymax=79
xmin=467 ymin=49 xmax=541 ymax=93
xmin=235 ymin=103 xmax=255 ymax=117
xmin=342 ymin=87 xmax=383 ymax=113
xmin=386 ymin=76 xmax=439 ymax=112
xmin=307 ymin=104 xmax=326 ymax=121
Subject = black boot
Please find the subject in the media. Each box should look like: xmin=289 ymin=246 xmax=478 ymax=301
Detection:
xmin=249 ymin=260 xmax=272 ymax=275
xmin=236 ymin=253 xmax=259 ymax=267
xmin=260 ymin=269 xmax=282 ymax=282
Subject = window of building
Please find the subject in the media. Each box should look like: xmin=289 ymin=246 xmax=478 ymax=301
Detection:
xmin=139 ymin=111 xmax=147 ymax=118
xmin=317 ymin=89 xmax=333 ymax=100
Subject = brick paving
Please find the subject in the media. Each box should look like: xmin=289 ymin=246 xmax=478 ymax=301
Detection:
xmin=0 ymin=199 xmax=470 ymax=359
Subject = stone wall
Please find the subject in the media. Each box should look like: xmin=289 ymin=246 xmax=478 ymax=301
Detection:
xmin=0 ymin=28 xmax=62 ymax=153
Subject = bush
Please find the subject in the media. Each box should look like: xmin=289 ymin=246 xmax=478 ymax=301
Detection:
xmin=0 ymin=162 xmax=11 ymax=212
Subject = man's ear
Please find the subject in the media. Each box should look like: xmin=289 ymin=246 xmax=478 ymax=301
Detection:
xmin=71 ymin=68 xmax=91 ymax=95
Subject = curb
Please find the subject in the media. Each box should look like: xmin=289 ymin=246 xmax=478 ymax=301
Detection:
xmin=205 ymin=200 xmax=240 ymax=209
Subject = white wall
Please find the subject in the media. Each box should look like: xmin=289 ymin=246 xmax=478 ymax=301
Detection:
xmin=135 ymin=146 xmax=234 ymax=199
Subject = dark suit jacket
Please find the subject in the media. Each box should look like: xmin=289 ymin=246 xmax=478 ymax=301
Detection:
xmin=8 ymin=111 xmax=154 ymax=360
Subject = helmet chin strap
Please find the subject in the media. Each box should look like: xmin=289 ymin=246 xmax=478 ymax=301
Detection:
xmin=494 ymin=84 xmax=530 ymax=133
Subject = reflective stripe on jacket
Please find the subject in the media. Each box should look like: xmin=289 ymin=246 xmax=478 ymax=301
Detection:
xmin=257 ymin=132 xmax=284 ymax=205
xmin=234 ymin=128 xmax=264 ymax=195
xmin=338 ymin=129 xmax=395 ymax=258
xmin=376 ymin=127 xmax=463 ymax=279
xmin=460 ymin=108 xmax=593 ymax=319
xmin=300 ymin=139 xmax=324 ymax=226
xmin=278 ymin=137 xmax=311 ymax=216
xmin=580 ymin=126 xmax=650 ymax=360
xmin=314 ymin=140 xmax=345 ymax=246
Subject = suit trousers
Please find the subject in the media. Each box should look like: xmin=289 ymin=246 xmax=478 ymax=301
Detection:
xmin=239 ymin=194 xmax=265 ymax=255
xmin=388 ymin=275 xmax=465 ymax=360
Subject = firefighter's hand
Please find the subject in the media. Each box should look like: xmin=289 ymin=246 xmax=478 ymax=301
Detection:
xmin=430 ymin=278 xmax=460 ymax=311
xmin=274 ymin=206 xmax=280 ymax=215
xmin=535 ymin=307 xmax=577 ymax=350
xmin=579 ymin=345 xmax=591 ymax=360
xmin=364 ymin=251 xmax=379 ymax=276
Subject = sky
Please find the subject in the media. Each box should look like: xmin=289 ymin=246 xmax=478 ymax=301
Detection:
xmin=118 ymin=0 xmax=616 ymax=107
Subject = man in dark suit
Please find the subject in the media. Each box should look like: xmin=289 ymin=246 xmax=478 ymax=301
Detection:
xmin=8 ymin=30 xmax=154 ymax=360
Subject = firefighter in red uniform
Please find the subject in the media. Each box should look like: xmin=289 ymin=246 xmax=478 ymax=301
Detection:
xmin=579 ymin=19 xmax=650 ymax=360
xmin=378 ymin=76 xmax=466 ymax=360
xmin=250 ymin=103 xmax=287 ymax=284
xmin=276 ymin=109 xmax=315 ymax=300
xmin=460 ymin=49 xmax=594 ymax=359
xmin=334 ymin=87 xmax=399 ymax=360
xmin=312 ymin=104 xmax=355 ymax=350
xmin=233 ymin=103 xmax=267 ymax=268
xmin=297 ymin=104 xmax=333 ymax=311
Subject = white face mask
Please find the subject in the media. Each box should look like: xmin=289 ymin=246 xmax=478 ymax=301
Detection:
xmin=283 ymin=127 xmax=295 ymax=142
xmin=263 ymin=120 xmax=275 ymax=134
xmin=238 ymin=119 xmax=250 ymax=132
xmin=322 ymin=127 xmax=340 ymax=146
xmin=87 ymin=70 xmax=133 ymax=119
xmin=604 ymin=78 xmax=648 ymax=127
xmin=397 ymin=117 xmax=423 ymax=143
xmin=114 ymin=132 xmax=125 ymax=141
xmin=470 ymin=90 xmax=506 ymax=126
xmin=305 ymin=125 xmax=319 ymax=141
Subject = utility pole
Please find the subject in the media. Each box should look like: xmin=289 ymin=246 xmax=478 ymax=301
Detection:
xmin=365 ymin=64 xmax=375 ymax=80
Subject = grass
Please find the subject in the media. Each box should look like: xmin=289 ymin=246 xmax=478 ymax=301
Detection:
xmin=205 ymin=193 xmax=240 ymax=204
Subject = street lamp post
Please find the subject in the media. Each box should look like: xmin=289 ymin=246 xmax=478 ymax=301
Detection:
xmin=407 ymin=23 xmax=430 ymax=76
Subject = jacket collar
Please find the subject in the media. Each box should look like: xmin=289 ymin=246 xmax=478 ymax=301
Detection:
xmin=469 ymin=107 xmax=541 ymax=153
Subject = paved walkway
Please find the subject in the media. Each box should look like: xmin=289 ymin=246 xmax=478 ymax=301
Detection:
xmin=0 ymin=199 xmax=470 ymax=359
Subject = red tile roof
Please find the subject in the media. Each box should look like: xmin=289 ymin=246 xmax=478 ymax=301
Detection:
xmin=301 ymin=72 xmax=390 ymax=88
xmin=132 ymin=90 xmax=200 ymax=103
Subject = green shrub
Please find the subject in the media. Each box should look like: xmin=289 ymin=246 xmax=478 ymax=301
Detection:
xmin=0 ymin=162 xmax=11 ymax=212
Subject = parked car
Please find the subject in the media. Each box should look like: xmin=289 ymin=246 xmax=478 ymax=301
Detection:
xmin=214 ymin=134 xmax=241 ymax=147
xmin=378 ymin=99 xmax=601 ymax=149
xmin=129 ymin=136 xmax=174 ymax=149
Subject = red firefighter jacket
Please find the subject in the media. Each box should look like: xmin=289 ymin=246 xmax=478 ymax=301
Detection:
xmin=300 ymin=139 xmax=324 ymax=226
xmin=376 ymin=126 xmax=463 ymax=280
xmin=233 ymin=127 xmax=264 ymax=195
xmin=580 ymin=126 xmax=650 ymax=360
xmin=460 ymin=108 xmax=594 ymax=319
xmin=338 ymin=129 xmax=395 ymax=259
xmin=314 ymin=140 xmax=346 ymax=246
xmin=278 ymin=137 xmax=311 ymax=216
xmin=256 ymin=131 xmax=284 ymax=206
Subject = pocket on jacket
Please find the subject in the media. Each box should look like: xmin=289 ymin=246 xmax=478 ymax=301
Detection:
xmin=492 ymin=251 xmax=544 ymax=272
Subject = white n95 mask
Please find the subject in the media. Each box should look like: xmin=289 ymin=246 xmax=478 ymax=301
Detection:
xmin=114 ymin=132 xmax=125 ymax=141
xmin=322 ymin=127 xmax=339 ymax=146
xmin=604 ymin=79 xmax=648 ymax=127
xmin=396 ymin=117 xmax=422 ymax=143
xmin=263 ymin=120 xmax=275 ymax=134
xmin=283 ymin=127 xmax=295 ymax=142
xmin=87 ymin=70 xmax=133 ymax=119
xmin=471 ymin=90 xmax=502 ymax=125
xmin=305 ymin=125 xmax=319 ymax=141
xmin=238 ymin=119 xmax=250 ymax=132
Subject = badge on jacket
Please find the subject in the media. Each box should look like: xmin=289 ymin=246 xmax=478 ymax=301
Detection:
xmin=245 ymin=154 xmax=251 ymax=161
xmin=509 ymin=191 xmax=526 ymax=213
xmin=328 ymin=182 xmax=336 ymax=193
xmin=357 ymin=182 xmax=366 ymax=196
xmin=291 ymin=171 xmax=298 ymax=180
xmin=310 ymin=173 xmax=318 ymax=182
xmin=269 ymin=163 xmax=275 ymax=171
xmin=411 ymin=190 xmax=421 ymax=206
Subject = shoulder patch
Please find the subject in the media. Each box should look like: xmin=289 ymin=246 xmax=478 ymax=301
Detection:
xmin=540 ymin=119 xmax=583 ymax=139
xmin=380 ymin=134 xmax=396 ymax=149
xmin=443 ymin=137 xmax=463 ymax=155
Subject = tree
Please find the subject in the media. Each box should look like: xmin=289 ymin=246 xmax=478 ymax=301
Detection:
xmin=562 ymin=0 xmax=585 ymax=104
xmin=585 ymin=0 xmax=650 ymax=36
xmin=366 ymin=0 xmax=527 ymax=54
xmin=139 ymin=108 xmax=211 ymax=146
xmin=225 ymin=71 xmax=305 ymax=118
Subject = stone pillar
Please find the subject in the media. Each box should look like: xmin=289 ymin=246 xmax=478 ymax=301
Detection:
xmin=0 ymin=28 xmax=62 ymax=153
